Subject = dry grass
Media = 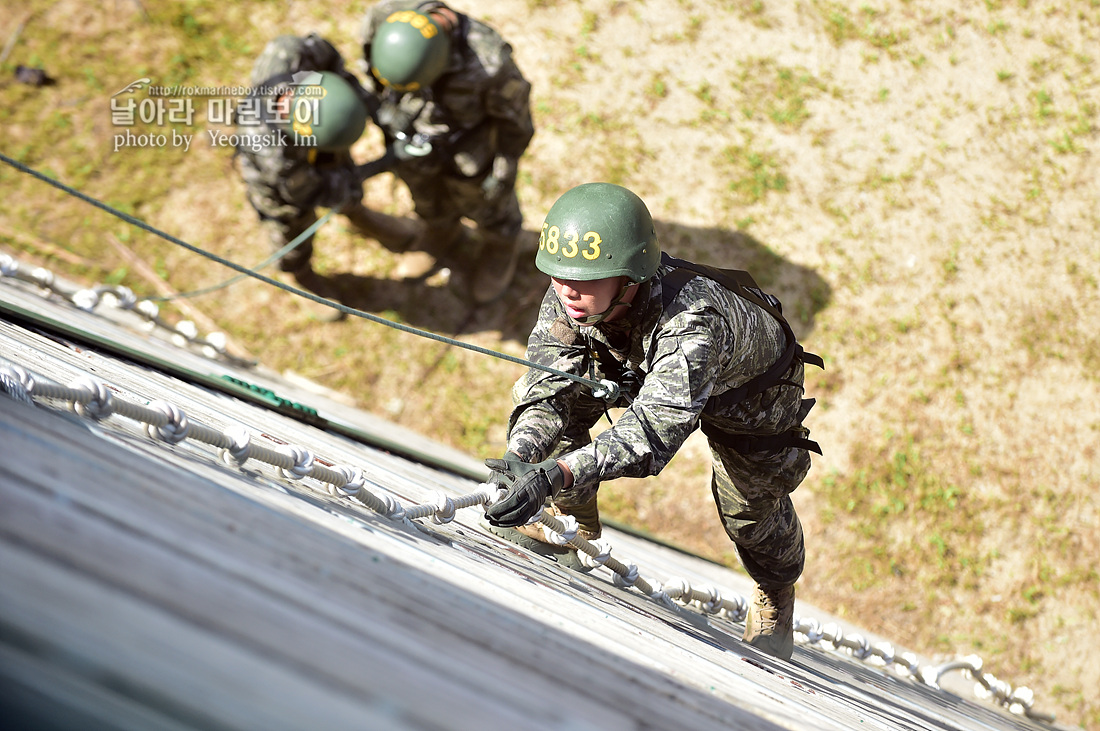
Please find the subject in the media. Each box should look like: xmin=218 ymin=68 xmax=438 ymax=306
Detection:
xmin=2 ymin=0 xmax=1098 ymax=727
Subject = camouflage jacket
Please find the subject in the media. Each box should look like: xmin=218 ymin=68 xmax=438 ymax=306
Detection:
xmin=359 ymin=1 xmax=534 ymax=178
xmin=236 ymin=34 xmax=372 ymax=217
xmin=507 ymin=263 xmax=809 ymax=496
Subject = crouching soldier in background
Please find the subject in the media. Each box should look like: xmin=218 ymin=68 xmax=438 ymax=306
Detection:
xmin=360 ymin=2 xmax=534 ymax=303
xmin=236 ymin=33 xmax=418 ymax=293
xmin=483 ymin=183 xmax=823 ymax=661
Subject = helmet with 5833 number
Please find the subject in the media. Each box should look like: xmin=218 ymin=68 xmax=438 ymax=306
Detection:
xmin=536 ymin=182 xmax=661 ymax=283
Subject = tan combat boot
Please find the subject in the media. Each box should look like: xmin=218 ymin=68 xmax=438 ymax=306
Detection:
xmin=485 ymin=496 xmax=602 ymax=573
xmin=743 ymin=582 xmax=796 ymax=661
xmin=514 ymin=496 xmax=602 ymax=544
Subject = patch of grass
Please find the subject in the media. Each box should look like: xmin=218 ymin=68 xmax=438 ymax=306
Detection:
xmin=646 ymin=73 xmax=668 ymax=101
xmin=729 ymin=0 xmax=773 ymax=28
xmin=734 ymin=57 xmax=827 ymax=129
xmin=815 ymin=2 xmax=910 ymax=55
xmin=718 ymin=135 xmax=789 ymax=204
xmin=1013 ymin=298 xmax=1089 ymax=371
xmin=818 ymin=430 xmax=986 ymax=593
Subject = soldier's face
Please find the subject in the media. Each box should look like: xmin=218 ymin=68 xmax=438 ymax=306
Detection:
xmin=552 ymin=276 xmax=631 ymax=325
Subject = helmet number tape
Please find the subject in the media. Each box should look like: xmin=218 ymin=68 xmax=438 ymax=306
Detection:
xmin=540 ymin=223 xmax=602 ymax=261
xmin=386 ymin=10 xmax=439 ymax=39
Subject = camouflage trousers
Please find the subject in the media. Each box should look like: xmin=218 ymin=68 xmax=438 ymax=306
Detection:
xmin=544 ymin=396 xmax=808 ymax=589
xmin=709 ymin=441 xmax=808 ymax=588
xmin=396 ymin=160 xmax=523 ymax=252
xmin=254 ymin=206 xmax=318 ymax=274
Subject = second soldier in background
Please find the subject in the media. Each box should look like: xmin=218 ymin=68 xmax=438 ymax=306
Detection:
xmin=236 ymin=33 xmax=418 ymax=296
xmin=361 ymin=2 xmax=534 ymax=303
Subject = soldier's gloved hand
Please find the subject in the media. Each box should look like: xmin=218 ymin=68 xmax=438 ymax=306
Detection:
xmin=480 ymin=155 xmax=515 ymax=201
xmin=390 ymin=132 xmax=435 ymax=161
xmin=314 ymin=167 xmax=362 ymax=210
xmin=484 ymin=451 xmax=524 ymax=490
xmin=484 ymin=457 xmax=565 ymax=528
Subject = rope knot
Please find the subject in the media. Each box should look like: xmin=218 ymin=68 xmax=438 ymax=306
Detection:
xmin=136 ymin=299 xmax=160 ymax=320
xmin=31 ymin=266 xmax=54 ymax=289
xmin=645 ymin=581 xmax=678 ymax=610
xmin=278 ymin=445 xmax=314 ymax=479
xmin=578 ymin=538 xmax=612 ymax=569
xmin=801 ymin=617 xmax=824 ymax=643
xmin=378 ymin=492 xmax=406 ymax=521
xmin=430 ymin=491 xmax=457 ymax=524
xmin=173 ymin=320 xmax=199 ymax=346
xmin=220 ymin=425 xmax=252 ymax=466
xmin=846 ymin=633 xmax=872 ymax=660
xmin=335 ymin=465 xmax=365 ymax=497
xmin=70 ymin=375 xmax=114 ymax=420
xmin=821 ymin=622 xmax=844 ymax=648
xmin=542 ymin=513 xmax=578 ymax=545
xmin=479 ymin=482 xmax=508 ymax=508
xmin=698 ymin=586 xmax=723 ymax=614
xmin=871 ymin=641 xmax=895 ymax=666
xmin=0 ymin=253 xmax=18 ymax=277
xmin=105 ymin=286 xmax=137 ymax=309
xmin=1 ymin=364 xmax=35 ymax=395
xmin=72 ymin=289 xmax=101 ymax=311
xmin=661 ymin=577 xmax=690 ymax=602
xmin=591 ymin=379 xmax=620 ymax=401
xmin=203 ymin=332 xmax=228 ymax=358
xmin=145 ymin=401 xmax=190 ymax=444
xmin=612 ymin=562 xmax=640 ymax=588
xmin=715 ymin=592 xmax=746 ymax=622
xmin=0 ymin=366 xmax=34 ymax=404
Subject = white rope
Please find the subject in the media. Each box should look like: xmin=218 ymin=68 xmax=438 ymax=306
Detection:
xmin=0 ymin=253 xmax=240 ymax=363
xmin=0 ymin=355 xmax=1056 ymax=724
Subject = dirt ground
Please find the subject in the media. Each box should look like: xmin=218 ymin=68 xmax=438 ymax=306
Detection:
xmin=2 ymin=1 xmax=1098 ymax=728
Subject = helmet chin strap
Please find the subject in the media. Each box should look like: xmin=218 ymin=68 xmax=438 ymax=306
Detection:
xmin=574 ymin=282 xmax=635 ymax=326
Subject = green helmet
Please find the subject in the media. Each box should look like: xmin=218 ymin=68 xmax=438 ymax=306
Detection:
xmin=370 ymin=10 xmax=451 ymax=91
xmin=287 ymin=71 xmax=368 ymax=151
xmin=536 ymin=183 xmax=661 ymax=283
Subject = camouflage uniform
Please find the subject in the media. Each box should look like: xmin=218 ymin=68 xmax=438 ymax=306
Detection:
xmin=507 ymin=264 xmax=813 ymax=588
xmin=236 ymin=34 xmax=374 ymax=273
xmin=359 ymin=1 xmax=534 ymax=253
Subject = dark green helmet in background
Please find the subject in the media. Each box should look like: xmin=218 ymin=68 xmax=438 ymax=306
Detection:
xmin=288 ymin=71 xmax=368 ymax=151
xmin=369 ymin=10 xmax=451 ymax=91
xmin=536 ymin=182 xmax=661 ymax=283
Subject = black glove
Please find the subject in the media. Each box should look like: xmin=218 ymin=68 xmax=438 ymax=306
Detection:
xmin=484 ymin=451 xmax=524 ymax=490
xmin=314 ymin=166 xmax=362 ymax=210
xmin=484 ymin=457 xmax=566 ymax=528
xmin=480 ymin=155 xmax=515 ymax=201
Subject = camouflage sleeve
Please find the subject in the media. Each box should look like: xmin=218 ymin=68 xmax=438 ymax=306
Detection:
xmin=557 ymin=308 xmax=726 ymax=496
xmin=249 ymin=33 xmax=348 ymax=85
xmin=237 ymin=145 xmax=324 ymax=223
xmin=483 ymin=47 xmax=533 ymax=160
xmin=506 ymin=288 xmax=586 ymax=462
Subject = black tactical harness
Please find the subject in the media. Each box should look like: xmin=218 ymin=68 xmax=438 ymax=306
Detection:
xmin=589 ymin=253 xmax=824 ymax=456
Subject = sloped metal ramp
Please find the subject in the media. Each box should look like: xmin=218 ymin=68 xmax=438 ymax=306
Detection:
xmin=0 ymin=271 xmax=1062 ymax=731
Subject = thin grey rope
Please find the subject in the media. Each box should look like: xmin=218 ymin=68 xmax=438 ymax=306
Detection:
xmin=1 ymin=152 xmax=618 ymax=400
xmin=144 ymin=206 xmax=338 ymax=302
